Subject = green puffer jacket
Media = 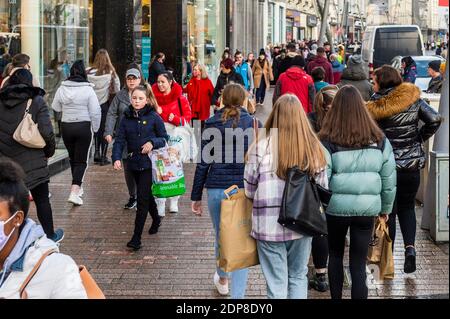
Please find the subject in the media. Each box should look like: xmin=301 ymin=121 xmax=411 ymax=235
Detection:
xmin=322 ymin=138 xmax=397 ymax=217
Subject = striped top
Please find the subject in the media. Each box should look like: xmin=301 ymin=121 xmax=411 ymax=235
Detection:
xmin=244 ymin=137 xmax=328 ymax=242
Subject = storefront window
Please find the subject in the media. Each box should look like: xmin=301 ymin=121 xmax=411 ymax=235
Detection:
xmin=267 ymin=2 xmax=274 ymax=44
xmin=286 ymin=18 xmax=293 ymax=42
xmin=187 ymin=0 xmax=226 ymax=81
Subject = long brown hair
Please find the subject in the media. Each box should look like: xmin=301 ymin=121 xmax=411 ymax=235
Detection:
xmin=313 ymin=85 xmax=339 ymax=131
xmin=222 ymin=83 xmax=246 ymax=128
xmin=265 ymin=94 xmax=327 ymax=179
xmin=319 ymin=85 xmax=384 ymax=147
xmin=92 ymin=49 xmax=117 ymax=77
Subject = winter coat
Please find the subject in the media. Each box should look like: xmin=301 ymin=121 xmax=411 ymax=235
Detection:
xmin=278 ymin=52 xmax=297 ymax=76
xmin=112 ymin=104 xmax=169 ymax=171
xmin=273 ymin=67 xmax=315 ymax=114
xmin=0 ymin=219 xmax=87 ymax=299
xmin=152 ymin=82 xmax=192 ymax=126
xmin=211 ymin=69 xmax=244 ymax=106
xmin=51 ymin=81 xmax=101 ymax=133
xmin=426 ymin=75 xmax=443 ymax=94
xmin=367 ymin=83 xmax=442 ymax=171
xmin=1 ymin=67 xmax=41 ymax=89
xmin=338 ymin=55 xmax=373 ymax=101
xmin=322 ymin=138 xmax=397 ymax=217
xmin=252 ymin=58 xmax=273 ymax=89
xmin=0 ymin=84 xmax=55 ymax=190
xmin=235 ymin=62 xmax=254 ymax=91
xmin=148 ymin=60 xmax=166 ymax=85
xmin=87 ymin=69 xmax=121 ymax=105
xmin=184 ymin=77 xmax=214 ymax=121
xmin=306 ymin=55 xmax=334 ymax=84
xmin=191 ymin=107 xmax=262 ymax=201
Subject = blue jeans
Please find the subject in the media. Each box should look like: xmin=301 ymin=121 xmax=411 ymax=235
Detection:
xmin=257 ymin=237 xmax=313 ymax=299
xmin=207 ymin=188 xmax=249 ymax=299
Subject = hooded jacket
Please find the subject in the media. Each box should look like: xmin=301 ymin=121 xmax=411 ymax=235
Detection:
xmin=152 ymin=82 xmax=192 ymax=126
xmin=0 ymin=84 xmax=55 ymax=190
xmin=273 ymin=67 xmax=315 ymax=113
xmin=338 ymin=55 xmax=373 ymax=101
xmin=277 ymin=52 xmax=298 ymax=76
xmin=211 ymin=68 xmax=245 ymax=106
xmin=306 ymin=55 xmax=334 ymax=84
xmin=402 ymin=62 xmax=417 ymax=84
xmin=51 ymin=80 xmax=102 ymax=133
xmin=87 ymin=69 xmax=121 ymax=105
xmin=367 ymin=83 xmax=442 ymax=171
xmin=0 ymin=219 xmax=87 ymax=299
xmin=184 ymin=77 xmax=214 ymax=121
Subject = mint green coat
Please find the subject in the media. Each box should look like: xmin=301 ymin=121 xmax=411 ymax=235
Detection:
xmin=323 ymin=139 xmax=397 ymax=217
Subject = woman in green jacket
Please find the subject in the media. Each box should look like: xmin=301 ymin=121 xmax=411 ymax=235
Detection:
xmin=318 ymin=85 xmax=397 ymax=299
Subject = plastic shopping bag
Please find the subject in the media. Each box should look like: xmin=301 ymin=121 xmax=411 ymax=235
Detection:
xmin=165 ymin=123 xmax=198 ymax=163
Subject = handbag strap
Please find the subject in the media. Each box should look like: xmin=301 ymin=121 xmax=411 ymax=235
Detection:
xmin=177 ymin=98 xmax=184 ymax=126
xmin=24 ymin=99 xmax=33 ymax=115
xmin=19 ymin=249 xmax=58 ymax=299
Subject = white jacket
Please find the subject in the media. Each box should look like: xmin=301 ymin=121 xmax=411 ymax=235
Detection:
xmin=0 ymin=236 xmax=87 ymax=299
xmin=51 ymin=80 xmax=102 ymax=133
xmin=87 ymin=69 xmax=121 ymax=105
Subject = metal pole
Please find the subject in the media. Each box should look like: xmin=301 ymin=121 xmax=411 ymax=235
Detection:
xmin=318 ymin=0 xmax=330 ymax=46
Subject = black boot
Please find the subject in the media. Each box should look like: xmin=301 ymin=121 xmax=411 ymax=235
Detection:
xmin=100 ymin=142 xmax=111 ymax=166
xmin=94 ymin=134 xmax=101 ymax=164
xmin=404 ymin=246 xmax=417 ymax=274
xmin=127 ymin=234 xmax=142 ymax=251
xmin=149 ymin=218 xmax=162 ymax=235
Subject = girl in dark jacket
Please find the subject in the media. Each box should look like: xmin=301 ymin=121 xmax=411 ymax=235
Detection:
xmin=112 ymin=84 xmax=169 ymax=250
xmin=0 ymin=69 xmax=63 ymax=242
xmin=401 ymin=56 xmax=418 ymax=84
xmin=367 ymin=65 xmax=442 ymax=274
xmin=211 ymin=58 xmax=244 ymax=107
xmin=191 ymin=83 xmax=262 ymax=299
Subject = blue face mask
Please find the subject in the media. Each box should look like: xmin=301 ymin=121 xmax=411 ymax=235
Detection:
xmin=0 ymin=212 xmax=18 ymax=252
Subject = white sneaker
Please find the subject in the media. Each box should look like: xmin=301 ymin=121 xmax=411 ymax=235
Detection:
xmin=78 ymin=187 xmax=84 ymax=197
xmin=214 ymin=272 xmax=229 ymax=296
xmin=169 ymin=201 xmax=179 ymax=214
xmin=156 ymin=198 xmax=166 ymax=217
xmin=68 ymin=193 xmax=83 ymax=206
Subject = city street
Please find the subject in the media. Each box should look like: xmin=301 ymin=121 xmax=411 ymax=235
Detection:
xmin=27 ymin=89 xmax=449 ymax=299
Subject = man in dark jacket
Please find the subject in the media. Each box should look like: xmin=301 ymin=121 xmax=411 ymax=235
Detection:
xmin=277 ymin=43 xmax=298 ymax=76
xmin=337 ymin=54 xmax=373 ymax=101
xmin=425 ymin=60 xmax=443 ymax=94
xmin=0 ymin=69 xmax=63 ymax=242
xmin=211 ymin=58 xmax=244 ymax=107
xmin=148 ymin=52 xmax=166 ymax=85
xmin=306 ymin=47 xmax=334 ymax=84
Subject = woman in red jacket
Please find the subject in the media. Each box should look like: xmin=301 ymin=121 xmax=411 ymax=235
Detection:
xmin=184 ymin=63 xmax=214 ymax=128
xmin=152 ymin=72 xmax=192 ymax=217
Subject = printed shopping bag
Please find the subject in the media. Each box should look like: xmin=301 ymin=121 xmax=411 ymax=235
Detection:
xmin=367 ymin=217 xmax=394 ymax=280
xmin=218 ymin=186 xmax=259 ymax=273
xmin=165 ymin=122 xmax=198 ymax=163
xmin=150 ymin=145 xmax=186 ymax=198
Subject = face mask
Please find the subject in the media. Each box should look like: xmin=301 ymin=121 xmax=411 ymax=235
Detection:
xmin=0 ymin=212 xmax=18 ymax=252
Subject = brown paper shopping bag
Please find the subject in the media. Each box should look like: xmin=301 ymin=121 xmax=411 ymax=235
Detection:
xmin=368 ymin=217 xmax=394 ymax=280
xmin=218 ymin=186 xmax=259 ymax=273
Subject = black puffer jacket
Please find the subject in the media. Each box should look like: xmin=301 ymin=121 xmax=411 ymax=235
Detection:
xmin=211 ymin=68 xmax=244 ymax=106
xmin=367 ymin=82 xmax=442 ymax=171
xmin=0 ymin=84 xmax=56 ymax=190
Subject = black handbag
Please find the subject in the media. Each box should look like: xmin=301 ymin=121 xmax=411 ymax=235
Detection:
xmin=278 ymin=166 xmax=330 ymax=237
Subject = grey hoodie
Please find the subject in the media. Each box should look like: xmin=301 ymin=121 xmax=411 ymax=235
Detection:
xmin=51 ymin=80 xmax=101 ymax=132
xmin=338 ymin=55 xmax=373 ymax=101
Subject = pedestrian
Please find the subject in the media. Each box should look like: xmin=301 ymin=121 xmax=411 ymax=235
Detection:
xmin=306 ymin=47 xmax=334 ymax=84
xmin=148 ymin=52 xmax=166 ymax=85
xmin=323 ymin=42 xmax=332 ymax=61
xmin=1 ymin=53 xmax=40 ymax=89
xmin=252 ymin=49 xmax=274 ymax=105
xmin=183 ymin=63 xmax=214 ymax=128
xmin=330 ymin=54 xmax=344 ymax=84
xmin=0 ymin=69 xmax=63 ymax=242
xmin=337 ymin=45 xmax=345 ymax=64
xmin=311 ymin=67 xmax=330 ymax=93
xmin=104 ymin=64 xmax=144 ymax=211
xmin=337 ymin=55 xmax=373 ymax=101
xmin=152 ymin=72 xmax=191 ymax=217
xmin=211 ymin=58 xmax=244 ymax=107
xmin=272 ymin=49 xmax=286 ymax=84
xmin=367 ymin=66 xmax=442 ymax=274
xmin=244 ymin=94 xmax=328 ymax=299
xmin=191 ymin=83 xmax=261 ymax=299
xmin=0 ymin=158 xmax=87 ymax=299
xmin=87 ymin=49 xmax=121 ymax=166
xmin=401 ymin=56 xmax=417 ymax=84
xmin=319 ymin=85 xmax=397 ymax=299
xmin=435 ymin=44 xmax=442 ymax=56
xmin=246 ymin=52 xmax=255 ymax=69
xmin=308 ymin=85 xmax=339 ymax=141
xmin=51 ymin=60 xmax=101 ymax=206
xmin=278 ymin=43 xmax=298 ymax=76
xmin=112 ymin=84 xmax=169 ymax=250
xmin=273 ymin=55 xmax=315 ymax=114
xmin=425 ymin=60 xmax=444 ymax=94
xmin=0 ymin=53 xmax=11 ymax=84
xmin=234 ymin=51 xmax=254 ymax=93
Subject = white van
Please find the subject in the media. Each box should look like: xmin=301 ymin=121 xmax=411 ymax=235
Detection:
xmin=361 ymin=25 xmax=425 ymax=76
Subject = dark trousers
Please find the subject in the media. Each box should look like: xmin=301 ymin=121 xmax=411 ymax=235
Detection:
xmin=61 ymin=121 xmax=93 ymax=186
xmin=30 ymin=182 xmax=55 ymax=237
xmin=312 ymin=235 xmax=329 ymax=270
xmin=388 ymin=170 xmax=421 ymax=249
xmin=327 ymin=214 xmax=374 ymax=299
xmin=94 ymin=102 xmax=110 ymax=157
xmin=123 ymin=159 xmax=137 ymax=198
xmin=255 ymin=76 xmax=267 ymax=104
xmin=131 ymin=168 xmax=160 ymax=239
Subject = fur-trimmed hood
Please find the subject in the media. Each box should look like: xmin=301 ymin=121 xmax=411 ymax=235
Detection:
xmin=367 ymin=82 xmax=421 ymax=120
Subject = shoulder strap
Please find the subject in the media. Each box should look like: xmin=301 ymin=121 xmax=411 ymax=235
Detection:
xmin=19 ymin=249 xmax=58 ymax=299
xmin=177 ymin=98 xmax=184 ymax=126
xmin=25 ymin=99 xmax=33 ymax=113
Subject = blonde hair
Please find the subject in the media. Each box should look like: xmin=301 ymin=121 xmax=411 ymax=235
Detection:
xmin=92 ymin=49 xmax=117 ymax=77
xmin=194 ymin=63 xmax=209 ymax=79
xmin=222 ymin=83 xmax=246 ymax=128
xmin=132 ymin=83 xmax=159 ymax=109
xmin=265 ymin=94 xmax=326 ymax=179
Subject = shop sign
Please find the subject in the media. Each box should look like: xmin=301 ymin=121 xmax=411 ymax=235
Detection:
xmin=142 ymin=37 xmax=151 ymax=80
xmin=286 ymin=9 xmax=301 ymax=27
xmin=307 ymin=15 xmax=317 ymax=27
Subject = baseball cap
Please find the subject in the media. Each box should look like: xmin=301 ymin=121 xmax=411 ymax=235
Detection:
xmin=126 ymin=68 xmax=141 ymax=78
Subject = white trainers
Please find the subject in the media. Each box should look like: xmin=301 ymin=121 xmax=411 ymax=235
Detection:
xmin=156 ymin=198 xmax=166 ymax=217
xmin=68 ymin=193 xmax=83 ymax=206
xmin=78 ymin=187 xmax=84 ymax=197
xmin=214 ymin=272 xmax=229 ymax=296
xmin=169 ymin=200 xmax=179 ymax=214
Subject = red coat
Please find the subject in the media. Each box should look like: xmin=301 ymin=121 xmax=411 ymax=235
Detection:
xmin=183 ymin=77 xmax=214 ymax=121
xmin=152 ymin=82 xmax=192 ymax=126
xmin=276 ymin=67 xmax=315 ymax=113
xmin=306 ymin=55 xmax=334 ymax=84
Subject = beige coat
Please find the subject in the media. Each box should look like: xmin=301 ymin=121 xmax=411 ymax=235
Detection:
xmin=252 ymin=59 xmax=273 ymax=89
